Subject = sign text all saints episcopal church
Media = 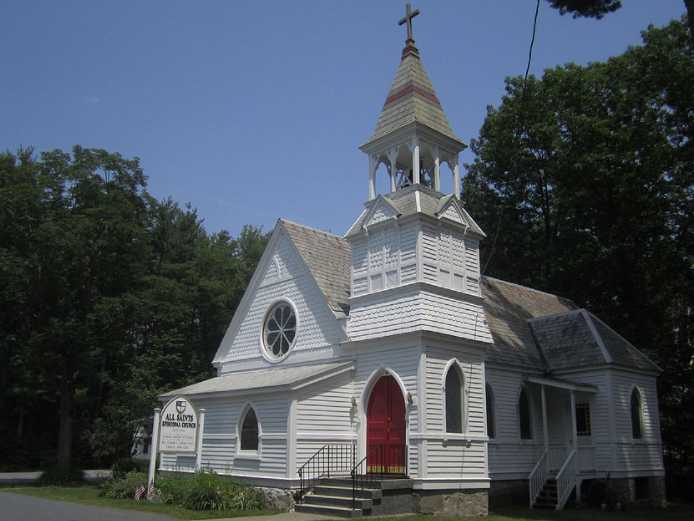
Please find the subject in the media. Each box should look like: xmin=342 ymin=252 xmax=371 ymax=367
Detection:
xmin=159 ymin=397 xmax=198 ymax=453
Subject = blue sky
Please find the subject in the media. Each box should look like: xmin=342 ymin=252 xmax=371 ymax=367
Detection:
xmin=1 ymin=1 xmax=685 ymax=236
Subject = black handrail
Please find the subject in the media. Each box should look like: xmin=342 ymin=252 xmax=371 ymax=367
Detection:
xmin=297 ymin=442 xmax=356 ymax=503
xmin=350 ymin=444 xmax=408 ymax=510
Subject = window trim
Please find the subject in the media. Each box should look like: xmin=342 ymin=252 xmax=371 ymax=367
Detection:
xmin=485 ymin=383 xmax=496 ymax=439
xmin=441 ymin=359 xmax=467 ymax=435
xmin=630 ymin=387 xmax=644 ymax=440
xmin=518 ymin=385 xmax=533 ymax=440
xmin=575 ymin=401 xmax=592 ymax=437
xmin=237 ymin=403 xmax=261 ymax=457
xmin=259 ymin=298 xmax=299 ymax=363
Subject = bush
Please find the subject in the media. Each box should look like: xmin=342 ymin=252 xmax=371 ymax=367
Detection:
xmin=159 ymin=472 xmax=264 ymax=512
xmin=100 ymin=471 xmax=148 ymax=499
xmin=38 ymin=465 xmax=84 ymax=486
xmin=111 ymin=457 xmax=147 ymax=480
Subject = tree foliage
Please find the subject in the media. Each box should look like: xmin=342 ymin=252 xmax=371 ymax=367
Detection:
xmin=546 ymin=0 xmax=621 ymax=19
xmin=464 ymin=18 xmax=694 ymax=495
xmin=0 ymin=148 xmax=268 ymax=471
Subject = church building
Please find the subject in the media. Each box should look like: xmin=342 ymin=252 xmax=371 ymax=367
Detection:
xmin=160 ymin=5 xmax=665 ymax=516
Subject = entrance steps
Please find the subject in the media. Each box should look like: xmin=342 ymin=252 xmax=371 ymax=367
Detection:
xmin=533 ymin=478 xmax=558 ymax=509
xmin=296 ymin=477 xmax=412 ymax=518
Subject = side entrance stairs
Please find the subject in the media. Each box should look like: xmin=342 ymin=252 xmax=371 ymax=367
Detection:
xmin=295 ymin=477 xmax=381 ymax=518
xmin=532 ymin=477 xmax=558 ymax=509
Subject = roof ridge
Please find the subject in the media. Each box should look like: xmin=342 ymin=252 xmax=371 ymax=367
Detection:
xmin=278 ymin=218 xmax=344 ymax=240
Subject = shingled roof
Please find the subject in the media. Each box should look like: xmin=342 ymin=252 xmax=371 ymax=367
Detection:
xmin=280 ymin=219 xmax=351 ymax=316
xmin=367 ymin=44 xmax=461 ymax=144
xmin=345 ymin=185 xmax=485 ymax=238
xmin=279 ymin=219 xmax=658 ymax=373
xmin=481 ymin=277 xmax=577 ymax=369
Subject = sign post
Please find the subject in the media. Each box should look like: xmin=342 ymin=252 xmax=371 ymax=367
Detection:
xmin=147 ymin=407 xmax=161 ymax=489
xmin=195 ymin=408 xmax=206 ymax=471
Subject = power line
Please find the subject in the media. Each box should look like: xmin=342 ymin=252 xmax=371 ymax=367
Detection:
xmin=482 ymin=0 xmax=541 ymax=275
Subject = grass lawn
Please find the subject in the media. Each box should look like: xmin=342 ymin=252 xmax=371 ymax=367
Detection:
xmin=0 ymin=485 xmax=278 ymax=520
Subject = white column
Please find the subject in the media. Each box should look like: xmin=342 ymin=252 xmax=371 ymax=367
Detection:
xmin=388 ymin=149 xmax=398 ymax=192
xmin=147 ymin=407 xmax=161 ymax=488
xmin=452 ymin=155 xmax=461 ymax=198
xmin=368 ymin=155 xmax=377 ymax=200
xmin=570 ymin=390 xmax=577 ymax=448
xmin=412 ymin=140 xmax=420 ymax=185
xmin=195 ymin=408 xmax=206 ymax=471
xmin=541 ymin=385 xmax=549 ymax=453
xmin=433 ymin=148 xmax=441 ymax=192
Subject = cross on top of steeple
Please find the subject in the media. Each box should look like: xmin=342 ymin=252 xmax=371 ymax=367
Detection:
xmin=398 ymin=3 xmax=420 ymax=44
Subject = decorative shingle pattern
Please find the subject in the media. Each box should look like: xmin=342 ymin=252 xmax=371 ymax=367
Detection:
xmin=280 ymin=219 xmax=351 ymax=315
xmin=481 ymin=277 xmax=576 ymax=368
xmin=369 ymin=48 xmax=460 ymax=143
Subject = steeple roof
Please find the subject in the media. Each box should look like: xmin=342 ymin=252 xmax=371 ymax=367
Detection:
xmin=367 ymin=44 xmax=461 ymax=145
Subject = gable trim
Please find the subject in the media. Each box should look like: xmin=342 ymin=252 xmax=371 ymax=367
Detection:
xmin=212 ymin=222 xmax=285 ymax=365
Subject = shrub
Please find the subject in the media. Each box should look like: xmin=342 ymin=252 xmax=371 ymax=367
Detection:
xmin=111 ymin=457 xmax=147 ymax=480
xmin=159 ymin=472 xmax=264 ymax=512
xmin=100 ymin=471 xmax=148 ymax=499
xmin=38 ymin=465 xmax=84 ymax=486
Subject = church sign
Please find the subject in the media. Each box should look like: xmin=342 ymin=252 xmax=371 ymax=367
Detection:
xmin=159 ymin=397 xmax=198 ymax=453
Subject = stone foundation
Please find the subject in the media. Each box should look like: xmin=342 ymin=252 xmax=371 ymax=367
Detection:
xmin=414 ymin=489 xmax=488 ymax=517
xmin=488 ymin=479 xmax=528 ymax=508
xmin=608 ymin=476 xmax=666 ymax=508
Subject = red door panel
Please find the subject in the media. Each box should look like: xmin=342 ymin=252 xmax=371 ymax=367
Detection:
xmin=367 ymin=375 xmax=406 ymax=475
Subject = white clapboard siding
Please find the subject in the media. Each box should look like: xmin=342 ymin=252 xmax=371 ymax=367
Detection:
xmin=161 ymin=395 xmax=290 ymax=478
xmin=423 ymin=346 xmax=488 ymax=479
xmin=218 ymin=233 xmax=344 ymax=369
xmin=486 ymin=367 xmax=546 ymax=479
xmin=610 ymin=370 xmax=664 ymax=473
xmin=561 ymin=371 xmax=612 ymax=472
xmin=296 ymin=371 xmax=354 ymax=433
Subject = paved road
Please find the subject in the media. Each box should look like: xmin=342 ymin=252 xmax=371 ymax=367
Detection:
xmin=0 ymin=491 xmax=174 ymax=521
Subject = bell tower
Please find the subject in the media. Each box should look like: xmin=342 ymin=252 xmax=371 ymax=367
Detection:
xmin=360 ymin=3 xmax=465 ymax=200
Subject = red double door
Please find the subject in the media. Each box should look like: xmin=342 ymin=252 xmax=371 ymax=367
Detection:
xmin=366 ymin=375 xmax=406 ymax=475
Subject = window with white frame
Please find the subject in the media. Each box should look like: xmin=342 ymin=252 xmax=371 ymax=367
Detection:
xmin=240 ymin=407 xmax=259 ymax=452
xmin=519 ymin=386 xmax=532 ymax=440
xmin=575 ymin=402 xmax=591 ymax=436
xmin=445 ymin=363 xmax=464 ymax=433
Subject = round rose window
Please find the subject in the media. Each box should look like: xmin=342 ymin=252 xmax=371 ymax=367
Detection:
xmin=263 ymin=301 xmax=297 ymax=359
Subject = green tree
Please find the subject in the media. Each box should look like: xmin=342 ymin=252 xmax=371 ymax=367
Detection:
xmin=465 ymin=18 xmax=693 ymax=493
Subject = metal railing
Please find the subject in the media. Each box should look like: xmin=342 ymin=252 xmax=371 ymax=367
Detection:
xmin=555 ymin=448 xmax=577 ymax=510
xmin=350 ymin=444 xmax=407 ymax=510
xmin=528 ymin=449 xmax=549 ymax=508
xmin=297 ymin=442 xmax=356 ymax=503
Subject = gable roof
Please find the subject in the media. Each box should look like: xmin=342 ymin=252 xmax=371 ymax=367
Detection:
xmin=345 ymin=185 xmax=485 ymax=238
xmin=161 ymin=361 xmax=354 ymax=399
xmin=280 ymin=219 xmax=351 ymax=316
xmin=367 ymin=44 xmax=461 ymax=145
xmin=481 ymin=277 xmax=577 ymax=369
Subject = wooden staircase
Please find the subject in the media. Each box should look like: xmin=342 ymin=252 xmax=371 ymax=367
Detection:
xmin=532 ymin=477 xmax=558 ymax=509
xmin=295 ymin=477 xmax=382 ymax=518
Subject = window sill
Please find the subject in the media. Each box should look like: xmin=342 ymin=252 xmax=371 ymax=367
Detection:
xmin=235 ymin=452 xmax=262 ymax=462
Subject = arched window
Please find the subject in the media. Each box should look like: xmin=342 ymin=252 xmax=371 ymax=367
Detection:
xmin=631 ymin=388 xmax=643 ymax=439
xmin=519 ymin=386 xmax=532 ymax=440
xmin=445 ymin=363 xmax=464 ymax=433
xmin=240 ymin=407 xmax=259 ymax=451
xmin=486 ymin=383 xmax=496 ymax=439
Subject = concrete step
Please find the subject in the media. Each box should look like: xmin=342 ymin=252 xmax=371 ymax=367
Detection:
xmin=295 ymin=503 xmax=363 ymax=518
xmin=303 ymin=493 xmax=373 ymax=510
xmin=313 ymin=485 xmax=383 ymax=499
